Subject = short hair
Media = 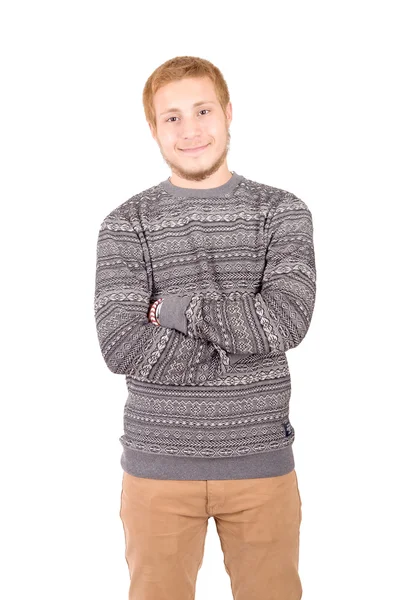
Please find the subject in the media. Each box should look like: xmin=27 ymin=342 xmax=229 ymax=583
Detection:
xmin=143 ymin=56 xmax=230 ymax=130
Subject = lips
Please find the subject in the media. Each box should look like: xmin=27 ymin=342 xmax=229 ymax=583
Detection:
xmin=179 ymin=144 xmax=210 ymax=153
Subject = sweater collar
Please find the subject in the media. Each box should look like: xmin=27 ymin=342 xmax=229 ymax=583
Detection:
xmin=158 ymin=170 xmax=243 ymax=198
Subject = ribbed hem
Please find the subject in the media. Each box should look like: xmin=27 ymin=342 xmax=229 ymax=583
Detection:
xmin=158 ymin=171 xmax=244 ymax=198
xmin=120 ymin=445 xmax=295 ymax=480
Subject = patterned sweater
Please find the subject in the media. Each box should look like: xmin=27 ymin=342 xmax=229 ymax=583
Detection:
xmin=94 ymin=171 xmax=317 ymax=480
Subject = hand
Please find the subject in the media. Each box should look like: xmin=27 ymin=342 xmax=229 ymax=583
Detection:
xmin=147 ymin=300 xmax=162 ymax=324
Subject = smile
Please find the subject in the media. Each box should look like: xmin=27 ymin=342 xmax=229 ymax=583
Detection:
xmin=179 ymin=144 xmax=210 ymax=155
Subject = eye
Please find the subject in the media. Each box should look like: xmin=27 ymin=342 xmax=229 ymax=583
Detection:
xmin=166 ymin=109 xmax=210 ymax=123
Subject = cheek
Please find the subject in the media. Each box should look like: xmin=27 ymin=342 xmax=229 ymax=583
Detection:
xmin=159 ymin=131 xmax=176 ymax=148
xmin=207 ymin=121 xmax=224 ymax=140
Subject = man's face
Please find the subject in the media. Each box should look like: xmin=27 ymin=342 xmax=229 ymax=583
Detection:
xmin=149 ymin=76 xmax=232 ymax=182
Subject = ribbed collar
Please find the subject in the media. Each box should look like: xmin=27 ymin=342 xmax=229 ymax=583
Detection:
xmin=158 ymin=170 xmax=243 ymax=198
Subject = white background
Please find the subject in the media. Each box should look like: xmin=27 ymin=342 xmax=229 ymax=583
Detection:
xmin=1 ymin=1 xmax=399 ymax=598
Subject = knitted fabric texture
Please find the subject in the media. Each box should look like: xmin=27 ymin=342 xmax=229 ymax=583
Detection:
xmin=94 ymin=171 xmax=317 ymax=480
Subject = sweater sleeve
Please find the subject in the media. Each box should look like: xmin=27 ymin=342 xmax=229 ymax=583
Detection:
xmin=94 ymin=212 xmax=231 ymax=379
xmin=158 ymin=194 xmax=316 ymax=363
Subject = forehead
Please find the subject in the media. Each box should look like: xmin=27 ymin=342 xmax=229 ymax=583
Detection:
xmin=153 ymin=76 xmax=217 ymax=113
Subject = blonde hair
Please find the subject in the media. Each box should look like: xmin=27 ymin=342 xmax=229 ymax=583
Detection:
xmin=143 ymin=56 xmax=230 ymax=130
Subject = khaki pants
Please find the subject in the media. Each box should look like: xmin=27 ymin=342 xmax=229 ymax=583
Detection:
xmin=119 ymin=468 xmax=302 ymax=600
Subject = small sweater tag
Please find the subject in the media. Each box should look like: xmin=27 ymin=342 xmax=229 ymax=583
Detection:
xmin=283 ymin=421 xmax=293 ymax=437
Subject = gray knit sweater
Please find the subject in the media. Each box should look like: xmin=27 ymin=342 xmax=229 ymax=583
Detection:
xmin=94 ymin=171 xmax=317 ymax=480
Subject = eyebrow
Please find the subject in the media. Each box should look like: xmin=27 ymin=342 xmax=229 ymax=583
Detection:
xmin=159 ymin=100 xmax=216 ymax=117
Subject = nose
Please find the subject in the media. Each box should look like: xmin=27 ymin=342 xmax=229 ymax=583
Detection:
xmin=179 ymin=117 xmax=204 ymax=140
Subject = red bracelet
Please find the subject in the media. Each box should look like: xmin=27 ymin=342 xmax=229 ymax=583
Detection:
xmin=149 ymin=298 xmax=163 ymax=326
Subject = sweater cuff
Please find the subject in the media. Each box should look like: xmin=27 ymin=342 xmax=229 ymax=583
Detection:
xmin=158 ymin=294 xmax=192 ymax=335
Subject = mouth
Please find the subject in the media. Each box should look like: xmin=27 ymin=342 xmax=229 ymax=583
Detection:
xmin=179 ymin=143 xmax=210 ymax=155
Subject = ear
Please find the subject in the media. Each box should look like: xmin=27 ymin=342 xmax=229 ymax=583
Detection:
xmin=225 ymin=102 xmax=233 ymax=126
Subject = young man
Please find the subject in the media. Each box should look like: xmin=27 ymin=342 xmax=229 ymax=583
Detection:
xmin=94 ymin=56 xmax=317 ymax=600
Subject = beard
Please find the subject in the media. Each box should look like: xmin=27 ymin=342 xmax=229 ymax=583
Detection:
xmin=158 ymin=127 xmax=231 ymax=183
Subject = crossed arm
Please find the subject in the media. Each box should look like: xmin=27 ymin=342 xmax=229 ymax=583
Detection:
xmin=152 ymin=193 xmax=316 ymax=363
xmin=94 ymin=192 xmax=316 ymax=377
xmin=94 ymin=211 xmax=231 ymax=379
